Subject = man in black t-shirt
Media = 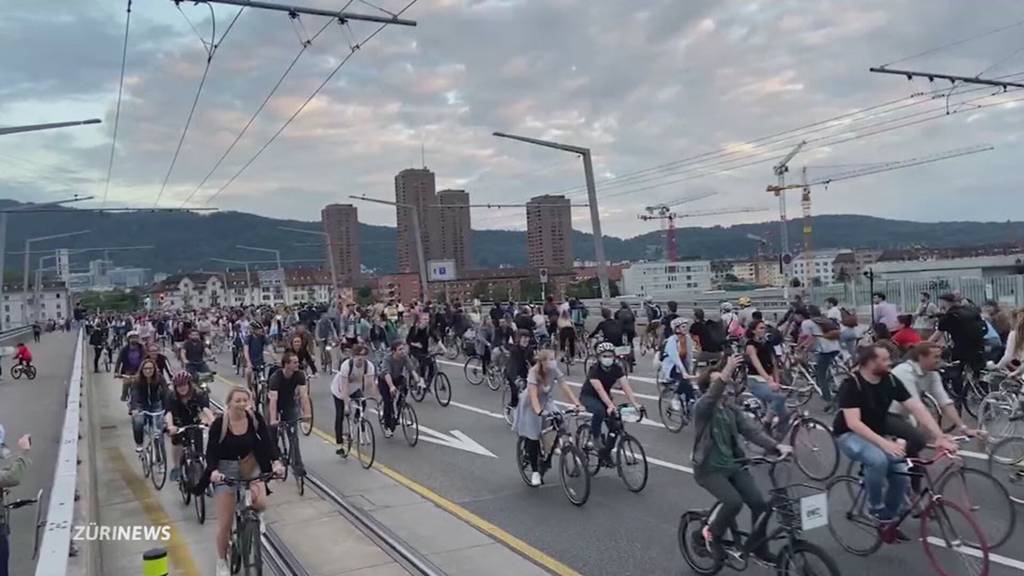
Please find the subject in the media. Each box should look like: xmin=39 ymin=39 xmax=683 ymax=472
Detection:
xmin=268 ymin=351 xmax=310 ymax=476
xmin=179 ymin=329 xmax=209 ymax=376
xmin=688 ymin=308 xmax=725 ymax=366
xmin=833 ymin=344 xmax=956 ymax=521
xmin=931 ymin=293 xmax=986 ymax=406
xmin=580 ymin=343 xmax=644 ymax=463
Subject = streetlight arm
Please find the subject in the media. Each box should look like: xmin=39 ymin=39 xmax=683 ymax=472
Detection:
xmin=492 ymin=132 xmax=588 ymax=155
xmin=348 ymin=195 xmax=408 ymax=209
xmin=278 ymin=226 xmax=326 ymax=236
xmin=0 ymin=119 xmax=101 ymax=137
xmin=27 ymin=230 xmax=91 ymax=245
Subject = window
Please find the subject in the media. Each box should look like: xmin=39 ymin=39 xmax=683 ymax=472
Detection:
xmin=2 ymin=306 xmax=6 ymax=312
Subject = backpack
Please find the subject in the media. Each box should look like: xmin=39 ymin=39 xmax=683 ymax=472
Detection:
xmin=723 ymin=314 xmax=744 ymax=339
xmin=983 ymin=320 xmax=1002 ymax=347
xmin=646 ymin=304 xmax=662 ymax=321
xmin=840 ymin=307 xmax=859 ymax=328
xmin=812 ymin=317 xmax=841 ymax=340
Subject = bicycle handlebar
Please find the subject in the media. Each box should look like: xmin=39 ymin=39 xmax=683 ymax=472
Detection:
xmin=737 ymin=451 xmax=794 ymax=467
xmin=215 ymin=472 xmax=279 ymax=487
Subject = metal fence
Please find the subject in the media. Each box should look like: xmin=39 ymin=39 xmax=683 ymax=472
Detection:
xmin=808 ymin=275 xmax=1024 ymax=314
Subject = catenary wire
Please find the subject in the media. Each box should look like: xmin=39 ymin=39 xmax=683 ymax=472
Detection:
xmin=102 ymin=0 xmax=133 ymax=208
xmin=202 ymin=0 xmax=420 ymax=206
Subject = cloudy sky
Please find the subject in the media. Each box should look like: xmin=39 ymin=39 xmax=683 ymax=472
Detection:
xmin=2 ymin=0 xmax=1023 ymax=238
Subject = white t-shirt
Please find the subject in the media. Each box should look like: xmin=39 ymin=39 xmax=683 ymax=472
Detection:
xmin=826 ymin=306 xmax=842 ymax=323
xmin=332 ymin=358 xmax=377 ymax=400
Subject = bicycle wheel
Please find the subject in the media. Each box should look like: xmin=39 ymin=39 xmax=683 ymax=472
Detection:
xmin=988 ymin=436 xmax=1024 ymax=505
xmin=616 ymin=434 xmax=648 ymax=493
xmin=356 ymin=418 xmax=375 ymax=469
xmin=400 ymin=403 xmax=419 ymax=447
xmin=150 ymin=435 xmax=167 ymax=490
xmin=11 ymin=365 xmax=21 ymax=379
xmin=194 ymin=487 xmax=206 ymax=524
xmin=486 ymin=367 xmax=502 ymax=391
xmin=243 ymin=516 xmax=264 ymax=576
xmin=300 ymin=404 xmax=314 ymax=437
xmin=789 ymin=417 xmax=839 ymax=481
xmin=677 ymin=510 xmax=720 ymax=575
xmin=434 ymin=372 xmax=452 ymax=407
xmin=445 ymin=340 xmax=459 ymax=360
xmin=559 ymin=444 xmax=590 ymax=506
xmin=502 ymin=385 xmax=515 ymax=426
xmin=979 ymin=394 xmax=1024 ymax=443
xmin=936 ymin=467 xmax=1015 ymax=549
xmin=657 ymin=384 xmax=685 ymax=433
xmin=775 ymin=540 xmax=841 ymax=576
xmin=826 ymin=475 xmax=882 ymax=556
xmin=178 ymin=456 xmax=191 ymax=505
xmin=140 ymin=442 xmax=151 ymax=479
xmin=410 ymin=380 xmax=427 ymax=403
xmin=276 ymin=431 xmax=290 ymax=482
xmin=515 ymin=436 xmax=532 ymax=486
xmin=785 ymin=379 xmax=815 ymax=409
xmin=575 ymin=424 xmax=601 ymax=477
xmin=962 ymin=372 xmax=986 ymax=419
xmin=26 ymin=365 xmax=36 ymax=380
xmin=464 ymin=356 xmax=484 ymax=385
xmin=921 ymin=498 xmax=990 ymax=576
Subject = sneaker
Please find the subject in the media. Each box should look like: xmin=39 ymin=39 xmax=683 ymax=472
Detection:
xmin=529 ymin=472 xmax=542 ymax=487
xmin=671 ymin=397 xmax=682 ymax=412
xmin=170 ymin=467 xmax=181 ymax=482
xmin=335 ymin=446 xmax=345 ymax=456
xmin=216 ymin=558 xmax=230 ymax=576
xmin=383 ymin=428 xmax=394 ymax=439
xmin=134 ymin=446 xmax=144 ymax=454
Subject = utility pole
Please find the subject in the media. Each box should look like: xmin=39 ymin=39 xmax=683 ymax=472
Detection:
xmin=771 ymin=141 xmax=805 ymax=300
xmin=869 ymin=67 xmax=1024 ymax=90
xmin=349 ymin=196 xmax=430 ymax=304
xmin=278 ymin=226 xmax=337 ymax=297
xmin=492 ymin=132 xmax=611 ymax=301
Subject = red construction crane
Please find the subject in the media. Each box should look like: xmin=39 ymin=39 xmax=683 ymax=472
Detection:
xmin=639 ymin=205 xmax=769 ymax=261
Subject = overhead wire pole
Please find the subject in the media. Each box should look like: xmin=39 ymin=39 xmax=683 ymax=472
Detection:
xmin=869 ymin=67 xmax=1024 ymax=90
xmin=184 ymin=0 xmax=417 ymax=25
xmin=349 ymin=195 xmax=429 ymax=304
xmin=277 ymin=226 xmax=337 ymax=295
xmin=492 ymin=132 xmax=611 ymax=301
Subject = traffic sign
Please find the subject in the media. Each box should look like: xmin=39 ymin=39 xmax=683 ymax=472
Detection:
xmin=539 ymin=268 xmax=548 ymax=284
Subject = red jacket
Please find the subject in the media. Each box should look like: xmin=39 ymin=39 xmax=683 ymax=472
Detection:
xmin=891 ymin=327 xmax=921 ymax=351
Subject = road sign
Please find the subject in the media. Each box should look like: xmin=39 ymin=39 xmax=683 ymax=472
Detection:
xmin=428 ymin=259 xmax=457 ymax=282
xmin=539 ymin=268 xmax=548 ymax=284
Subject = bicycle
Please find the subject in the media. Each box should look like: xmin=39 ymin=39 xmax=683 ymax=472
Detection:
xmin=409 ymin=353 xmax=452 ymax=407
xmin=319 ymin=338 xmax=336 ymax=374
xmin=988 ymin=434 xmax=1024 ymax=505
xmin=274 ymin=418 xmax=308 ymax=496
xmin=173 ymin=424 xmax=209 ymax=524
xmin=378 ymin=384 xmax=419 ymax=447
xmin=657 ymin=376 xmax=696 ymax=433
xmin=576 ymin=403 xmax=649 ymax=493
xmin=515 ymin=407 xmax=590 ymax=506
xmin=976 ymin=370 xmax=1024 ymax=443
xmin=11 ymin=362 xmax=36 ymax=380
xmin=737 ymin=392 xmax=838 ymax=482
xmin=501 ymin=377 xmax=524 ymax=427
xmin=1 ymin=486 xmax=45 ymax=560
xmin=250 ymin=365 xmax=270 ymax=419
xmin=678 ymin=453 xmax=840 ymax=576
xmin=940 ymin=360 xmax=988 ymax=419
xmin=464 ymin=351 xmax=503 ymax=391
xmin=827 ymin=448 xmax=992 ymax=576
xmin=219 ymin=472 xmax=276 ymax=576
xmin=338 ymin=396 xmax=376 ymax=469
xmin=136 ymin=409 xmax=168 ymax=490
xmin=443 ymin=330 xmax=462 ymax=360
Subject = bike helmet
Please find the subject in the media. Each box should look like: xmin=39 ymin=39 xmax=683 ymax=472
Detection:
xmin=670 ymin=317 xmax=688 ymax=331
xmin=738 ymin=296 xmax=752 ymax=307
xmin=250 ymin=321 xmax=264 ymax=330
xmin=720 ymin=302 xmax=734 ymax=313
xmin=172 ymin=371 xmax=193 ymax=388
xmin=515 ymin=329 xmax=532 ymax=340
xmin=595 ymin=342 xmax=616 ymax=355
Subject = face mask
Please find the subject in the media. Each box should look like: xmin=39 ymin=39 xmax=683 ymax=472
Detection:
xmin=600 ymin=357 xmax=615 ymax=368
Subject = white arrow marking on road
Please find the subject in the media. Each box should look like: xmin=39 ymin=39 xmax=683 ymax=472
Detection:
xmin=416 ymin=425 xmax=497 ymax=458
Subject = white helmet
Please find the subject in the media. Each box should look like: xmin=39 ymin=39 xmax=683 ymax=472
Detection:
xmin=670 ymin=317 xmax=688 ymax=331
xmin=720 ymin=302 xmax=733 ymax=313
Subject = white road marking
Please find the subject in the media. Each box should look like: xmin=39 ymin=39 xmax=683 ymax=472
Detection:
xmin=925 ymin=537 xmax=1024 ymax=571
xmin=418 ymin=425 xmax=497 ymax=458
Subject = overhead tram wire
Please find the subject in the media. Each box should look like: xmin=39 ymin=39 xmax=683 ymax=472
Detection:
xmin=202 ymin=0 xmax=421 ymax=207
xmin=179 ymin=8 xmax=344 ymax=208
xmin=102 ymin=0 xmax=133 ymax=208
xmin=152 ymin=5 xmax=246 ymax=208
xmin=878 ymin=16 xmax=1024 ymax=69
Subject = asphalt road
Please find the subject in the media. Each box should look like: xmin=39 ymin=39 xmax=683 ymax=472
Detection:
xmin=0 ymin=330 xmax=78 ymax=576
xmin=205 ymin=344 xmax=1024 ymax=576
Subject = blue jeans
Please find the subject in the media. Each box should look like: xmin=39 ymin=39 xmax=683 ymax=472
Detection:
xmin=747 ymin=377 xmax=791 ymax=433
xmin=132 ymin=408 xmax=164 ymax=446
xmin=0 ymin=531 xmax=8 ymax=576
xmin=581 ymin=393 xmax=619 ymax=456
xmin=670 ymin=368 xmax=695 ymax=405
xmin=815 ymin=351 xmax=839 ymax=403
xmin=837 ymin=432 xmax=909 ymax=519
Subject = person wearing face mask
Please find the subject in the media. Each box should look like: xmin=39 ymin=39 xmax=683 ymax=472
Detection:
xmin=513 ymin=350 xmax=583 ymax=486
xmin=660 ymin=317 xmax=697 ymax=423
xmin=690 ymin=354 xmax=791 ymax=562
xmin=581 ymin=342 xmax=644 ymax=465
xmin=331 ymin=345 xmax=377 ymax=453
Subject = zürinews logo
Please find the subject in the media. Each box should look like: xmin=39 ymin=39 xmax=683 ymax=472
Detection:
xmin=73 ymin=524 xmax=172 ymax=542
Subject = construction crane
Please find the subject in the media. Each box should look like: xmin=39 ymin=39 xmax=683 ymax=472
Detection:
xmin=639 ymin=205 xmax=768 ymax=261
xmin=767 ymin=143 xmax=994 ymax=284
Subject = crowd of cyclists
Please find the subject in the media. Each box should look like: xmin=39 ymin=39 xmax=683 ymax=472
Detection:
xmin=65 ymin=284 xmax=1024 ymax=576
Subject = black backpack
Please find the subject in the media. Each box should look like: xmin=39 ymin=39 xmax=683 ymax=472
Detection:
xmin=703 ymin=320 xmax=727 ymax=350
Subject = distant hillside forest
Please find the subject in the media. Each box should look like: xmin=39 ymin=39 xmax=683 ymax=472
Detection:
xmin=5 ymin=199 xmax=1024 ymax=276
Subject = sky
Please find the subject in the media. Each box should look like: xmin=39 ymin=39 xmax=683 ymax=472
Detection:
xmin=2 ymin=0 xmax=1023 ymax=239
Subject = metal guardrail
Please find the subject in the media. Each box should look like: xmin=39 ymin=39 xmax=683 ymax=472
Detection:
xmin=34 ymin=329 xmax=84 ymax=576
xmin=0 ymin=324 xmax=34 ymax=343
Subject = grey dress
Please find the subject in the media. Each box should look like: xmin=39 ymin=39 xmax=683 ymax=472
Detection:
xmin=513 ymin=364 xmax=563 ymax=441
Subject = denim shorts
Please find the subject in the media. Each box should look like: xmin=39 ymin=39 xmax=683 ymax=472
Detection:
xmin=212 ymin=459 xmax=259 ymax=496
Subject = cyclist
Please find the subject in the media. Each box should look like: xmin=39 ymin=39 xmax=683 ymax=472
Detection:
xmin=0 ymin=425 xmax=32 ymax=576
xmin=532 ymin=308 xmax=551 ymax=348
xmin=130 ymin=358 xmax=167 ymax=454
xmin=406 ymin=313 xmax=432 ymax=381
xmin=581 ymin=342 xmax=644 ymax=466
xmin=474 ymin=318 xmax=495 ymax=375
xmin=89 ymin=321 xmax=108 ymax=373
xmin=590 ymin=308 xmax=624 ymax=347
xmin=286 ymin=335 xmax=317 ymax=377
xmin=798 ymin=305 xmax=842 ymax=411
xmin=690 ymin=353 xmax=790 ymax=562
xmin=513 ymin=349 xmax=583 ymax=486
xmin=179 ymin=329 xmax=210 ymax=378
xmin=147 ymin=342 xmax=175 ymax=382
xmin=12 ymin=343 xmax=31 ymax=370
xmin=164 ymin=372 xmax=214 ymax=483
xmin=243 ymin=322 xmax=270 ymax=395
xmin=268 ymin=351 xmax=310 ymax=477
xmin=555 ymin=308 xmax=576 ymax=362
xmin=736 ymin=296 xmax=758 ymax=330
xmin=379 ymin=342 xmax=419 ymax=438
xmin=688 ymin=308 xmax=726 ymax=366
xmin=720 ymin=302 xmax=743 ymax=339
xmin=660 ymin=318 xmax=696 ymax=422
xmin=201 ymin=387 xmax=283 ymax=576
xmin=833 ymin=343 xmax=957 ymax=522
xmin=890 ymin=314 xmax=922 ymax=353
xmin=504 ymin=329 xmax=536 ymax=415
xmin=995 ymin=308 xmax=1024 ymax=376
xmin=569 ymin=298 xmax=588 ymax=335
xmin=315 ymin=310 xmax=339 ymax=368
xmin=115 ymin=331 xmax=147 ymax=402
xmin=615 ymin=301 xmax=637 ymax=350
xmin=331 ymin=345 xmax=377 ymax=454
xmin=930 ymin=293 xmax=987 ymax=408
xmin=744 ymin=320 xmax=792 ymax=438
xmin=642 ymin=296 xmax=662 ymax=343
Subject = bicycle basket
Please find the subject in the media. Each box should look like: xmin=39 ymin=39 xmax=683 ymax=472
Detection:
xmin=770 ymin=483 xmax=828 ymax=533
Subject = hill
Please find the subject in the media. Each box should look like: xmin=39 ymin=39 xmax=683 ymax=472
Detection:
xmin=5 ymin=200 xmax=1024 ymax=276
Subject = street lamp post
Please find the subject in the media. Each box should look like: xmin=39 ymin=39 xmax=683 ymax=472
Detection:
xmin=23 ymin=230 xmax=90 ymax=326
xmin=236 ymin=245 xmax=283 ymax=304
xmin=492 ymin=131 xmax=610 ymax=301
xmin=278 ymin=226 xmax=337 ymax=297
xmin=210 ymin=258 xmax=255 ymax=305
xmin=348 ymin=195 xmax=430 ymax=304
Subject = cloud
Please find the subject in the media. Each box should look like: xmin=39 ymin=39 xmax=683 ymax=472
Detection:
xmin=1 ymin=0 xmax=1022 ymax=239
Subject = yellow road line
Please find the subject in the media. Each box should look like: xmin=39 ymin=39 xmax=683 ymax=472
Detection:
xmin=214 ymin=372 xmax=581 ymax=575
xmin=106 ymin=445 xmax=201 ymax=576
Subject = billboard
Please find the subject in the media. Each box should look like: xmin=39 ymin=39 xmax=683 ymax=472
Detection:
xmin=427 ymin=260 xmax=457 ymax=282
